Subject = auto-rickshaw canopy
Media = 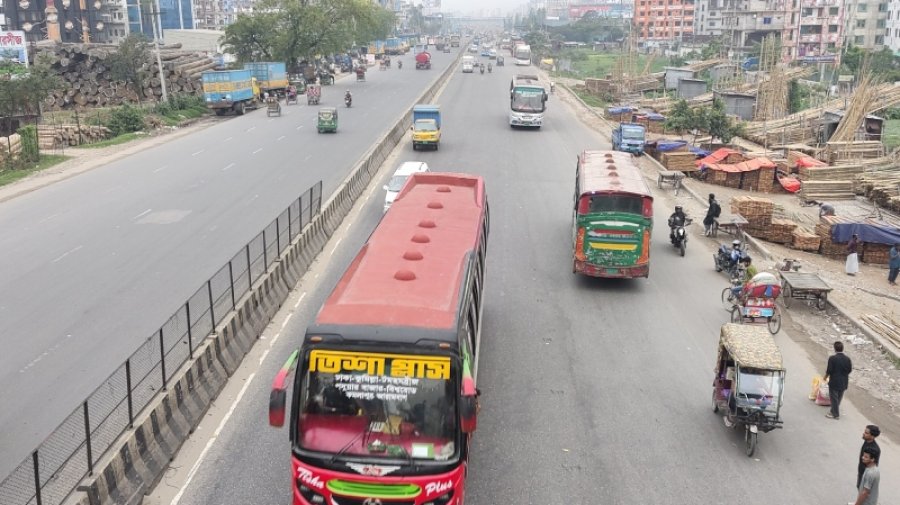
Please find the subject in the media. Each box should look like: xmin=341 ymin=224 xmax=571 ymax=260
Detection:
xmin=719 ymin=323 xmax=784 ymax=371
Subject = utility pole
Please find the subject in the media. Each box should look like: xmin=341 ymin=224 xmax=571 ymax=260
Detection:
xmin=147 ymin=2 xmax=168 ymax=102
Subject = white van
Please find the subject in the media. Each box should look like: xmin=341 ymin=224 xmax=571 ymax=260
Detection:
xmin=462 ymin=55 xmax=475 ymax=73
xmin=384 ymin=161 xmax=429 ymax=212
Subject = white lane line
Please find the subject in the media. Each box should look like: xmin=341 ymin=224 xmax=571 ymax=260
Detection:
xmin=224 ymin=136 xmax=233 ymax=142
xmin=39 ymin=213 xmax=60 ymax=223
xmin=222 ymin=163 xmax=235 ymax=171
xmin=132 ymin=209 xmax=152 ymax=220
xmin=281 ymin=313 xmax=293 ymax=330
xmin=248 ymin=194 xmax=259 ymax=203
xmin=277 ymin=135 xmax=285 ymax=141
xmin=191 ymin=149 xmax=204 ymax=156
xmin=296 ymin=125 xmax=304 ymax=130
xmin=52 ymin=245 xmax=83 ymax=263
xmin=293 ymin=292 xmax=306 ymax=309
xmin=247 ymin=126 xmax=256 ymax=132
xmin=304 ymin=155 xmax=311 ymax=161
xmin=259 ymin=349 xmax=270 ymax=364
xmin=169 ymin=371 xmax=256 ymax=505
xmin=252 ymin=148 xmax=263 ymax=154
xmin=154 ymin=165 xmax=167 ymax=173
xmin=331 ymin=237 xmax=343 ymax=254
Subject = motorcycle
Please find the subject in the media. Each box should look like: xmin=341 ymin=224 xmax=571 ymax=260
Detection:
xmin=669 ymin=218 xmax=692 ymax=256
xmin=714 ymin=245 xmax=749 ymax=277
xmin=487 ymin=64 xmax=492 ymax=73
xmin=398 ymin=60 xmax=402 ymax=70
xmin=344 ymin=95 xmax=352 ymax=108
xmin=480 ymin=65 xmax=485 ymax=74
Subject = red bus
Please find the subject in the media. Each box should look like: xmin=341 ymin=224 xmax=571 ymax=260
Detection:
xmin=270 ymin=172 xmax=489 ymax=505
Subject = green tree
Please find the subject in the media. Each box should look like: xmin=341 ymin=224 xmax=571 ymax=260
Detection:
xmin=0 ymin=58 xmax=62 ymax=132
xmin=106 ymin=34 xmax=152 ymax=101
xmin=664 ymin=99 xmax=694 ymax=136
xmin=222 ymin=13 xmax=279 ymax=63
xmin=707 ymin=98 xmax=741 ymax=144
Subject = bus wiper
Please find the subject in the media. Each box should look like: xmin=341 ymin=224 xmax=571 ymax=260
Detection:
xmin=329 ymin=421 xmax=373 ymax=464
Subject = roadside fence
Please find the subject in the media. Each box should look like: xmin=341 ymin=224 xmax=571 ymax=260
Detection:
xmin=0 ymin=181 xmax=323 ymax=505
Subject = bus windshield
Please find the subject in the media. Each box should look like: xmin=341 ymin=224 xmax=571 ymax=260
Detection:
xmin=580 ymin=194 xmax=645 ymax=215
xmin=297 ymin=349 xmax=459 ymax=462
xmin=511 ymin=87 xmax=545 ymax=112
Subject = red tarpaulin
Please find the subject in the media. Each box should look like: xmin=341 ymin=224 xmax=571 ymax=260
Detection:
xmin=778 ymin=174 xmax=801 ymax=193
xmin=696 ymin=147 xmax=742 ymax=167
xmin=796 ymin=156 xmax=827 ymax=168
xmin=702 ymin=157 xmax=777 ymax=173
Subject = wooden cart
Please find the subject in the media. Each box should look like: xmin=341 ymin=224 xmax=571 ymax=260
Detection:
xmin=657 ymin=170 xmax=685 ymax=195
xmin=713 ymin=213 xmax=749 ymax=240
xmin=779 ymin=271 xmax=832 ymax=310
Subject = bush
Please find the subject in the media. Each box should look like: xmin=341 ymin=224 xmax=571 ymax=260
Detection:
xmin=106 ymin=104 xmax=146 ymax=136
xmin=16 ymin=125 xmax=39 ymax=163
xmin=154 ymin=94 xmax=205 ymax=116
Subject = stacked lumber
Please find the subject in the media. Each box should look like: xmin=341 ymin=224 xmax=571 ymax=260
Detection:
xmin=860 ymin=314 xmax=900 ymax=349
xmin=858 ymin=171 xmax=900 ymax=212
xmin=791 ymin=229 xmax=821 ymax=251
xmin=0 ymin=133 xmax=22 ymax=160
xmin=862 ymin=242 xmax=894 ymax=264
xmin=36 ymin=124 xmax=111 ymax=149
xmin=37 ymin=43 xmax=215 ymax=110
xmin=799 ymin=180 xmax=855 ymax=202
xmin=824 ymin=141 xmax=885 ymax=163
xmin=660 ymin=152 xmax=698 ymax=171
xmin=731 ymin=196 xmax=774 ymax=226
xmin=798 ymin=164 xmax=864 ymax=181
xmin=767 ymin=218 xmax=798 ymax=244
xmin=815 ymin=222 xmax=845 ymax=259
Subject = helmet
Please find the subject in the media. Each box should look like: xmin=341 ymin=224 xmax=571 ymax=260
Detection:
xmin=675 ymin=206 xmax=683 ymax=213
xmin=346 ymin=90 xmax=350 ymax=93
xmin=732 ymin=239 xmax=742 ymax=247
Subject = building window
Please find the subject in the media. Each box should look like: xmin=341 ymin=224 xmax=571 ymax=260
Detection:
xmin=876 ymin=35 xmax=885 ymax=43
xmin=763 ymin=16 xmax=772 ymax=24
xmin=827 ymin=42 xmax=836 ymax=49
xmin=710 ymin=20 xmax=717 ymax=26
xmin=855 ymin=35 xmax=865 ymax=44
xmin=828 ymin=24 xmax=838 ymax=32
xmin=829 ymin=6 xmax=838 ymax=15
xmin=802 ymin=7 xmax=813 ymax=15
xmin=878 ymin=2 xmax=888 ymax=11
xmin=857 ymin=19 xmax=866 ymax=28
xmin=857 ymin=3 xmax=867 ymax=12
xmin=877 ymin=19 xmax=886 ymax=28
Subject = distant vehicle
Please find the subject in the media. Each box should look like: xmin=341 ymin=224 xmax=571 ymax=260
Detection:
xmin=481 ymin=49 xmax=491 ymax=57
xmin=202 ymin=69 xmax=260 ymax=116
xmin=489 ymin=49 xmax=497 ymax=59
xmin=411 ymin=104 xmax=441 ymax=151
xmin=383 ymin=161 xmax=430 ymax=212
xmin=612 ymin=123 xmax=646 ymax=155
xmin=469 ymin=44 xmax=479 ymax=53
xmin=509 ymin=74 xmax=548 ymax=128
xmin=514 ymin=44 xmax=532 ymax=66
xmin=462 ymin=55 xmax=475 ymax=73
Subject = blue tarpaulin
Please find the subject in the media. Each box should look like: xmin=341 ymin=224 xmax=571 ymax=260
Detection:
xmin=607 ymin=106 xmax=635 ymax=114
xmin=689 ymin=146 xmax=711 ymax=157
xmin=646 ymin=112 xmax=666 ymax=120
xmin=656 ymin=140 xmax=689 ymax=152
xmin=831 ymin=223 xmax=900 ymax=245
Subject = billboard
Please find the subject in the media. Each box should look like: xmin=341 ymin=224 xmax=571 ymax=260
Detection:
xmin=0 ymin=31 xmax=28 ymax=68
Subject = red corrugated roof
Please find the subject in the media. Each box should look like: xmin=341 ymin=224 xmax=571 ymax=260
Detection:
xmin=703 ymin=157 xmax=777 ymax=173
xmin=696 ymin=147 xmax=742 ymax=166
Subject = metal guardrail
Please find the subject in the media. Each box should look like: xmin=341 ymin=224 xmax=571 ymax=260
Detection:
xmin=0 ymin=181 xmax=323 ymax=505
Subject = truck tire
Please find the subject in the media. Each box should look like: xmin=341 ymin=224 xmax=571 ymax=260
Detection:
xmin=215 ymin=109 xmax=226 ymax=116
xmin=235 ymin=102 xmax=245 ymax=116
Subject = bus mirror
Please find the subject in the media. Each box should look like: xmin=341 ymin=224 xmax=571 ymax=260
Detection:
xmin=543 ymin=93 xmax=548 ymax=102
xmin=269 ymin=389 xmax=287 ymax=427
xmin=460 ymin=395 xmax=478 ymax=433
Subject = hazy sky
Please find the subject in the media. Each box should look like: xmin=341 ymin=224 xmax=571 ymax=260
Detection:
xmin=440 ymin=0 xmax=524 ymax=15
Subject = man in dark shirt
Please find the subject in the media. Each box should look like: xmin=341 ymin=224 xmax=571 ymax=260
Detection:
xmin=858 ymin=425 xmax=881 ymax=489
xmin=824 ymin=341 xmax=852 ymax=419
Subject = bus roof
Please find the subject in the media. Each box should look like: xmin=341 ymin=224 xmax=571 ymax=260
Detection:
xmin=314 ymin=172 xmax=486 ymax=334
xmin=577 ymin=150 xmax=653 ymax=198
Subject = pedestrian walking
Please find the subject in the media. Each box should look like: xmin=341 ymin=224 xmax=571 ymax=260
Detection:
xmin=846 ymin=234 xmax=860 ymax=276
xmin=888 ymin=243 xmax=900 ymax=286
xmin=824 ymin=341 xmax=852 ymax=419
xmin=704 ymin=193 xmax=721 ymax=236
xmin=857 ymin=425 xmax=881 ymax=489
xmin=819 ymin=202 xmax=836 ymax=218
xmin=851 ymin=447 xmax=880 ymax=505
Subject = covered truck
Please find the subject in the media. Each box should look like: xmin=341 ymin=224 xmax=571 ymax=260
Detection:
xmin=202 ymin=69 xmax=260 ymax=116
xmin=415 ymin=51 xmax=432 ymax=70
xmin=612 ymin=123 xmax=646 ymax=155
xmin=244 ymin=62 xmax=288 ymax=96
xmin=411 ymin=104 xmax=441 ymax=150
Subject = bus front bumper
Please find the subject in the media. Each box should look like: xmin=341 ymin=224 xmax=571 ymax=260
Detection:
xmin=575 ymin=260 xmax=649 ymax=278
xmin=509 ymin=114 xmax=543 ymax=127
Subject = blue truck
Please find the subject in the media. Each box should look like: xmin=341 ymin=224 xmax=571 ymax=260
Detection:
xmin=243 ymin=62 xmax=288 ymax=96
xmin=411 ymin=104 xmax=441 ymax=150
xmin=202 ymin=69 xmax=260 ymax=116
xmin=385 ymin=38 xmax=403 ymax=55
xmin=612 ymin=123 xmax=646 ymax=155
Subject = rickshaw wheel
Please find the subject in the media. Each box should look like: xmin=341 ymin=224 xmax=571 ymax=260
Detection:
xmin=721 ymin=288 xmax=736 ymax=311
xmin=767 ymin=309 xmax=782 ymax=334
xmin=782 ymin=283 xmax=793 ymax=308
xmin=745 ymin=428 xmax=757 ymax=457
xmin=816 ymin=293 xmax=828 ymax=310
xmin=730 ymin=306 xmax=743 ymax=324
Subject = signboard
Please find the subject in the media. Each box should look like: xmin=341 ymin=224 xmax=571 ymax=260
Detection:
xmin=800 ymin=54 xmax=837 ymax=63
xmin=310 ymin=349 xmax=450 ymax=402
xmin=0 ymin=31 xmax=28 ymax=68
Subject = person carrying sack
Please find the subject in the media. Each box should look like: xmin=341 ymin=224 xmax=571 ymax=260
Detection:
xmin=704 ymin=193 xmax=721 ymax=236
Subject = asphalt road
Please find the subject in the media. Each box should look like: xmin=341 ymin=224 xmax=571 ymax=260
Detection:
xmin=0 ymin=50 xmax=459 ymax=476
xmin=153 ymin=59 xmax=898 ymax=505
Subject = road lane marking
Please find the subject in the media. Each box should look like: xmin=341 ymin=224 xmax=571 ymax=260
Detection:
xmin=296 ymin=125 xmax=304 ymax=130
xmin=52 ymin=245 xmax=83 ymax=263
xmin=169 ymin=371 xmax=256 ymax=505
xmin=248 ymin=195 xmax=259 ymax=203
xmin=331 ymin=237 xmax=342 ymax=254
xmin=304 ymin=155 xmax=311 ymax=161
xmin=224 ymin=136 xmax=233 ymax=142
xmin=247 ymin=126 xmax=256 ymax=132
xmin=19 ymin=335 xmax=72 ymax=373
xmin=294 ymin=292 xmax=306 ymax=309
xmin=252 ymin=148 xmax=263 ymax=154
xmin=132 ymin=209 xmax=152 ymax=220
xmin=277 ymin=135 xmax=285 ymax=141
xmin=281 ymin=313 xmax=292 ymax=330
xmin=39 ymin=213 xmax=60 ymax=223
xmin=154 ymin=166 xmax=167 ymax=173
xmin=191 ymin=149 xmax=204 ymax=156
xmin=222 ymin=163 xmax=235 ymax=171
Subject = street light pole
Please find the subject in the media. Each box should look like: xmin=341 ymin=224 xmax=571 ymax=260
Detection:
xmin=149 ymin=3 xmax=168 ymax=102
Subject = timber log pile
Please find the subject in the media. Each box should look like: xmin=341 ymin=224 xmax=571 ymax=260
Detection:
xmin=37 ymin=124 xmax=111 ymax=149
xmin=38 ymin=43 xmax=217 ymax=109
xmin=0 ymin=133 xmax=22 ymax=161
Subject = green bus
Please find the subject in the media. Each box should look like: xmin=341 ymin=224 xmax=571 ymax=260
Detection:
xmin=572 ymin=150 xmax=653 ymax=278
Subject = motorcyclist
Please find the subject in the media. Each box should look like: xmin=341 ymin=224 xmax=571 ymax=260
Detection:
xmin=729 ymin=239 xmax=744 ymax=264
xmin=480 ymin=63 xmax=485 ymax=74
xmin=488 ymin=62 xmax=493 ymax=73
xmin=398 ymin=60 xmax=402 ymax=70
xmin=668 ymin=205 xmax=687 ymax=243
xmin=344 ymin=90 xmax=352 ymax=105
xmin=730 ymin=256 xmax=757 ymax=298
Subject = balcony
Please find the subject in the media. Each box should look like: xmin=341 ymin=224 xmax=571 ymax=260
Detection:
xmin=800 ymin=33 xmax=822 ymax=42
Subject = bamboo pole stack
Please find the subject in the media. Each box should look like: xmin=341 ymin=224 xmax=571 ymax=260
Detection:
xmin=860 ymin=314 xmax=900 ymax=349
xmin=37 ymin=43 xmax=216 ymax=110
xmin=799 ymin=180 xmax=856 ymax=202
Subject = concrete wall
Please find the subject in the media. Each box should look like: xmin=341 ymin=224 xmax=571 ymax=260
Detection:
xmin=677 ymin=78 xmax=707 ymax=99
xmin=664 ymin=67 xmax=696 ymax=90
xmin=715 ymin=91 xmax=756 ymax=121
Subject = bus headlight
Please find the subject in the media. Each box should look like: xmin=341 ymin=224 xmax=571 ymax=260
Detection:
xmin=424 ymin=491 xmax=454 ymax=505
xmin=297 ymin=483 xmax=326 ymax=504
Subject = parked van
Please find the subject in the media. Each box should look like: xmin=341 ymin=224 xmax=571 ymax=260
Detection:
xmin=383 ymin=161 xmax=429 ymax=211
xmin=462 ymin=55 xmax=475 ymax=73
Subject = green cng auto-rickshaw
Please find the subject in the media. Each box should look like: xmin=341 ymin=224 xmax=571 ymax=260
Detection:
xmin=317 ymin=107 xmax=338 ymax=133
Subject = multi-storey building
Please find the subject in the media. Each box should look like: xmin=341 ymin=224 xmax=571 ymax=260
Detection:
xmin=633 ymin=0 xmax=695 ymax=45
xmin=795 ymin=0 xmax=844 ymax=61
xmin=886 ymin=0 xmax=900 ymax=52
xmin=844 ymin=0 xmax=888 ymax=49
xmin=695 ymin=0 xmax=795 ymax=59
